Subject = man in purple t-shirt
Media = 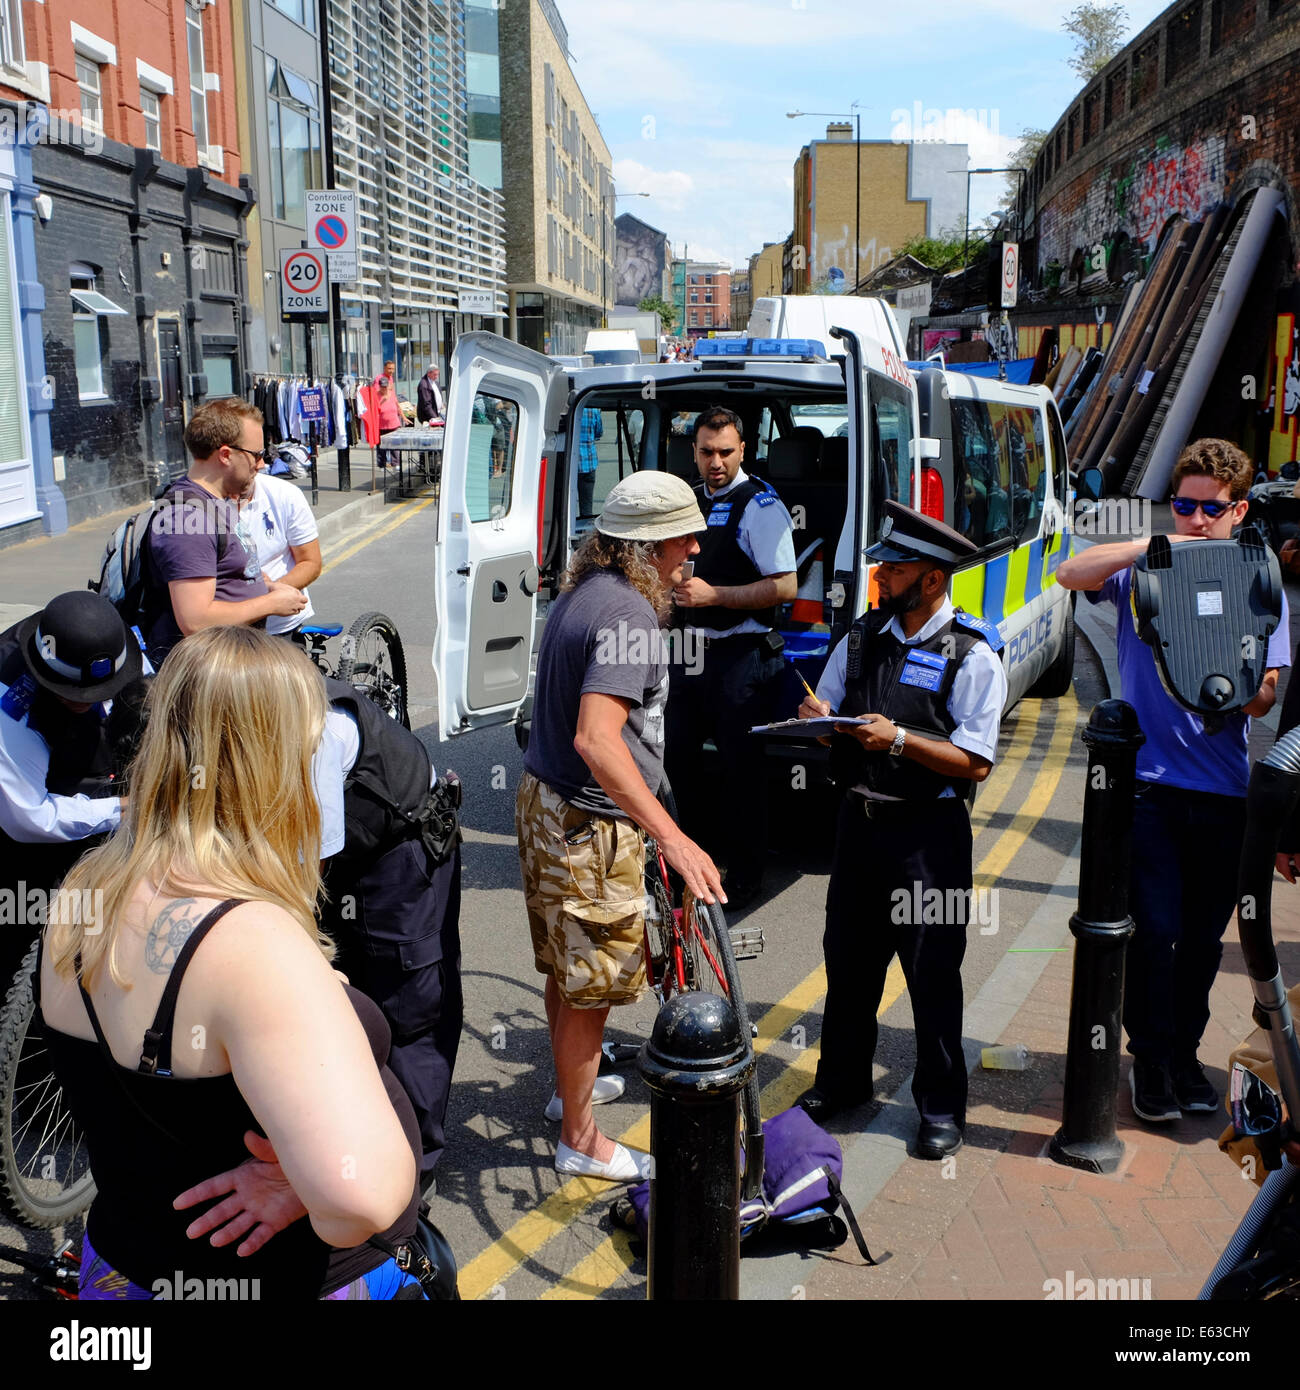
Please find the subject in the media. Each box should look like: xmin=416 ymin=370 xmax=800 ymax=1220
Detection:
xmin=1059 ymin=438 xmax=1291 ymax=1124
xmin=144 ymin=398 xmax=307 ymax=665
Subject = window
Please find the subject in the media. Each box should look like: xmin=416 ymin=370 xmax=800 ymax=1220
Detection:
xmin=465 ymin=392 xmax=517 ymax=522
xmin=0 ymin=0 xmax=25 ymax=70
xmin=141 ymin=88 xmax=161 ymax=151
xmin=870 ymin=374 xmax=915 ymax=517
xmin=187 ymin=7 xmax=209 ymax=155
xmin=71 ymin=264 xmax=126 ymax=400
xmin=0 ymin=200 xmax=26 ymax=464
xmin=268 ymin=0 xmax=315 ymax=31
xmin=266 ymin=58 xmax=323 ymax=222
xmin=950 ymin=397 xmax=1035 ymax=549
xmin=76 ymin=57 xmax=102 ymax=133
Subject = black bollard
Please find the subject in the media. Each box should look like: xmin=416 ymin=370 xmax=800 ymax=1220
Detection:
xmin=638 ymin=991 xmax=755 ymax=1300
xmin=1050 ymin=698 xmax=1144 ymax=1174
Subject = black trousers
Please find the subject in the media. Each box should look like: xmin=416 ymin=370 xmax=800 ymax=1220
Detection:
xmin=325 ymin=838 xmax=463 ymax=1184
xmin=663 ymin=634 xmax=784 ymax=887
xmin=816 ymin=794 xmax=972 ymax=1126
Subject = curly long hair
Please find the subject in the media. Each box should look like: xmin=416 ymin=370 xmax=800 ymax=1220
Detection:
xmin=561 ymin=532 xmax=669 ymax=622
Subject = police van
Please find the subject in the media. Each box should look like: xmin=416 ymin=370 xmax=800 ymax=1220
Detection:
xmin=431 ymin=315 xmax=1075 ymax=746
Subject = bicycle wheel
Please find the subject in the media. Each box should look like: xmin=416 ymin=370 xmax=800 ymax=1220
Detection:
xmin=643 ymin=845 xmax=678 ymax=1001
xmin=0 ymin=944 xmax=96 ymax=1228
xmin=679 ymin=892 xmax=765 ymax=1203
xmin=338 ymin=611 xmax=410 ymax=729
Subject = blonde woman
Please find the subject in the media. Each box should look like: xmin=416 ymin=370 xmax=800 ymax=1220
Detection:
xmin=38 ymin=626 xmax=421 ymax=1300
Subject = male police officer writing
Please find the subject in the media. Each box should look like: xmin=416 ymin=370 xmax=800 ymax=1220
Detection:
xmin=665 ymin=406 xmax=796 ymax=908
xmin=796 ymin=501 xmax=1007 ymax=1159
xmin=0 ymin=592 xmax=144 ymax=982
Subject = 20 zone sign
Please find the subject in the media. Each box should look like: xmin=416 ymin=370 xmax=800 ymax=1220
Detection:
xmin=280 ymin=248 xmax=328 ymax=317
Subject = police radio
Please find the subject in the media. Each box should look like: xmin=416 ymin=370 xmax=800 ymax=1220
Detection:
xmin=1129 ymin=527 xmax=1282 ymax=729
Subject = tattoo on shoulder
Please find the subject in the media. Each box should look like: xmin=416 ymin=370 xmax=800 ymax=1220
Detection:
xmin=144 ymin=899 xmax=202 ymax=975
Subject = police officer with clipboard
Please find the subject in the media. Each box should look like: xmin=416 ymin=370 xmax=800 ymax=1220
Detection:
xmin=796 ymin=501 xmax=1007 ymax=1159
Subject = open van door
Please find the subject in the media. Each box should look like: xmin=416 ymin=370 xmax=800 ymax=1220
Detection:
xmin=432 ymin=333 xmax=567 ymax=739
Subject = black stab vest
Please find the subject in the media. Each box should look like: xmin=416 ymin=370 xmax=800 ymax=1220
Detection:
xmin=830 ymin=609 xmax=986 ymax=801
xmin=688 ymin=476 xmax=777 ymax=632
xmin=324 ymin=678 xmax=432 ymax=870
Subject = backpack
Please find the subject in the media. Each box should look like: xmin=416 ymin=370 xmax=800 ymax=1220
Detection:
xmin=615 ymin=1105 xmax=878 ymax=1262
xmin=89 ymin=483 xmax=228 ymax=631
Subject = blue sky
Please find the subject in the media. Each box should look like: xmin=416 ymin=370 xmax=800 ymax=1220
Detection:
xmin=558 ymin=0 xmax=1174 ymax=269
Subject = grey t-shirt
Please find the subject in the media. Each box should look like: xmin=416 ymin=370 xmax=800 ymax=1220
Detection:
xmin=524 ymin=568 xmax=668 ymax=817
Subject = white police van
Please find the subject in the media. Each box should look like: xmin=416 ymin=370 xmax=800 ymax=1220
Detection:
xmin=431 ymin=316 xmax=1075 ymax=744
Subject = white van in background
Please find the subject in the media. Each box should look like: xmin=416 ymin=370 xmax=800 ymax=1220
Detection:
xmin=747 ymin=296 xmax=907 ymax=360
xmin=582 ymin=328 xmax=641 ymax=366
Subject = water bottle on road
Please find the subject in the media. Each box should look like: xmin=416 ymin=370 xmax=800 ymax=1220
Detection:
xmin=981 ymin=1044 xmax=1029 ymax=1070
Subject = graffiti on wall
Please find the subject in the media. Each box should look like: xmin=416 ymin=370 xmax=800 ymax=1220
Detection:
xmin=1270 ymin=313 xmax=1299 ymax=471
xmin=1038 ymin=135 xmax=1226 ymax=275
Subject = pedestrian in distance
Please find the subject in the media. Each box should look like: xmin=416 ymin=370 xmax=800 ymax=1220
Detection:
xmin=576 ymin=405 xmax=603 ymax=518
xmin=516 ymin=471 xmax=724 ymax=1183
xmin=796 ymin=500 xmax=1007 ymax=1160
xmin=1057 ymin=438 xmax=1290 ymax=1124
xmin=375 ymin=363 xmax=402 ymax=467
xmin=417 ymin=363 xmax=445 ymax=424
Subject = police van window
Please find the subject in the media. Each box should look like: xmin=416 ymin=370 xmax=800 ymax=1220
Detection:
xmin=951 ymin=397 xmax=1013 ymax=550
xmin=580 ymin=404 xmax=645 ymax=518
xmin=987 ymin=402 xmax=1047 ymax=544
xmin=870 ymin=375 xmax=914 ymax=505
xmin=465 ymin=392 xmax=518 ymax=523
xmin=665 ymin=410 xmax=699 ymax=480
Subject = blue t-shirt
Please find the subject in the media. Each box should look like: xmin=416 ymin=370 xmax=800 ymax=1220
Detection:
xmin=1089 ymin=567 xmax=1291 ymax=796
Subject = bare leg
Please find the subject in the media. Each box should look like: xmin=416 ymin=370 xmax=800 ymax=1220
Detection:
xmin=544 ymin=973 xmax=560 ymax=1044
xmin=554 ymin=1000 xmax=614 ymax=1161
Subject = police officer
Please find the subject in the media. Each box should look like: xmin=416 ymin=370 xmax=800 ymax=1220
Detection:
xmin=314 ymin=678 xmax=463 ymax=1193
xmin=666 ymin=405 xmax=796 ymax=908
xmin=0 ymin=591 xmax=144 ymax=983
xmin=795 ymin=501 xmax=1007 ymax=1159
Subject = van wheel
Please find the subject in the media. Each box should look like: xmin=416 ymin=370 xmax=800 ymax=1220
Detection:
xmin=1028 ymin=599 xmax=1075 ymax=699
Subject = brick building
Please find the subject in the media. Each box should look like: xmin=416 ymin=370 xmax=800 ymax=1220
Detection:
xmin=6 ymin=0 xmax=253 ymax=543
xmin=1016 ymin=0 xmax=1300 ymax=472
xmin=674 ymin=258 xmax=729 ymax=338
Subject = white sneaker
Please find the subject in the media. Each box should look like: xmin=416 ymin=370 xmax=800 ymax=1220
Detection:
xmin=555 ymin=1139 xmax=652 ymax=1183
xmin=543 ymin=1073 xmax=626 ymax=1121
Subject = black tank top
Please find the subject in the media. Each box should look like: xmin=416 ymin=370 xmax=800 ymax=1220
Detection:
xmin=38 ymin=899 xmax=420 ymax=1300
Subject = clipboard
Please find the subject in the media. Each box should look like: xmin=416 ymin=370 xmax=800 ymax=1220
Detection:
xmin=750 ymin=717 xmax=874 ymax=739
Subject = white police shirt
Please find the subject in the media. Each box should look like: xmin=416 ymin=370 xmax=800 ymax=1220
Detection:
xmin=690 ymin=467 xmax=796 ymax=639
xmin=0 ymin=678 xmax=123 ymax=843
xmin=815 ymin=597 xmax=1007 ymax=799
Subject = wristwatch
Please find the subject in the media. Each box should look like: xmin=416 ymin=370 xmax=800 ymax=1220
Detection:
xmin=889 ymin=727 xmax=907 ymax=758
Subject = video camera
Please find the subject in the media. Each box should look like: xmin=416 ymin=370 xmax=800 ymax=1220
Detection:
xmin=1130 ymin=526 xmax=1283 ymax=730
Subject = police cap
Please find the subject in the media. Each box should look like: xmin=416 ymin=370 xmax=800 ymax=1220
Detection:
xmin=863 ymin=500 xmax=978 ymax=569
xmin=16 ymin=591 xmax=143 ymax=703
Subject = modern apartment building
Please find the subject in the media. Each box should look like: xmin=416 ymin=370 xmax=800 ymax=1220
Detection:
xmin=790 ymin=124 xmax=967 ymax=294
xmin=498 ymin=0 xmax=613 ymax=355
xmin=17 ymin=0 xmax=253 ymax=537
xmin=325 ymin=0 xmax=505 ymax=395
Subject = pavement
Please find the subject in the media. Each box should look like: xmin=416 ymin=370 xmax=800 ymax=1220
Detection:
xmin=0 ymin=446 xmax=405 ymax=629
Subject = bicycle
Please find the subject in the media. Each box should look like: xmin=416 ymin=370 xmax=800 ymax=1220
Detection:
xmin=638 ymin=784 xmax=765 ymax=1203
xmin=293 ymin=610 xmax=410 ymax=728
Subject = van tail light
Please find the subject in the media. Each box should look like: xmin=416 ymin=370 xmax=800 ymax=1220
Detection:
xmin=537 ymin=456 xmax=548 ymax=566
xmin=921 ymin=466 xmax=944 ymax=522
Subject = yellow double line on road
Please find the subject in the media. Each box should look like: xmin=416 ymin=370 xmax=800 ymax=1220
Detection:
xmin=317 ymin=490 xmax=437 ymax=578
xmin=460 ymin=688 xmax=1080 ymax=1301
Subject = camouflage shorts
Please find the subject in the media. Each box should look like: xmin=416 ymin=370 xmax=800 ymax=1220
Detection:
xmin=515 ymin=771 xmax=648 ymax=1008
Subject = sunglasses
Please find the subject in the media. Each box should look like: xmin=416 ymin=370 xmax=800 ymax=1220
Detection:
xmin=1171 ymin=496 xmax=1237 ymax=518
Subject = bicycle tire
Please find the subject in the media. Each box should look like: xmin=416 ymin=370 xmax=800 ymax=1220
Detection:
xmin=643 ymin=848 xmax=677 ymax=1000
xmin=337 ymin=611 xmax=410 ymax=729
xmin=0 ymin=944 xmax=96 ymax=1228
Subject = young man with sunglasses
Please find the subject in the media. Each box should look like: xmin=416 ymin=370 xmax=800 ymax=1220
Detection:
xmin=1058 ymin=438 xmax=1291 ymax=1123
xmin=142 ymin=398 xmax=307 ymax=666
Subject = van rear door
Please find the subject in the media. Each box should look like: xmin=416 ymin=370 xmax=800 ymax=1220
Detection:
xmin=432 ymin=333 xmax=566 ymax=739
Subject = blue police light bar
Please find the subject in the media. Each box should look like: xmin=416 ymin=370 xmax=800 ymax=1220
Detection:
xmin=693 ymin=337 xmax=828 ymax=359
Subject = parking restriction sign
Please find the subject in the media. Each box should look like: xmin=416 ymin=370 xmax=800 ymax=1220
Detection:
xmin=280 ymin=247 xmax=328 ymax=319
xmin=307 ymin=189 xmax=358 ymax=284
xmin=1001 ymin=242 xmax=1019 ymax=310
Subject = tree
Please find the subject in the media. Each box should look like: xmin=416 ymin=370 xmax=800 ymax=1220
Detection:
xmin=638 ymin=295 xmax=678 ymax=332
xmin=899 ymin=224 xmax=980 ymax=273
xmin=1002 ymin=127 xmax=1048 ymax=212
xmin=1063 ymin=3 xmax=1129 ymax=82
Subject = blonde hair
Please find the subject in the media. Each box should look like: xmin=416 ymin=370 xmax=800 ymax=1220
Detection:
xmin=561 ymin=531 xmax=669 ymax=622
xmin=51 ymin=627 xmax=331 ymax=987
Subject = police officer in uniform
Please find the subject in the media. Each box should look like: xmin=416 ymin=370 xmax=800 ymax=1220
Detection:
xmin=796 ymin=501 xmax=1007 ymax=1159
xmin=314 ymin=679 xmax=463 ymax=1192
xmin=666 ymin=406 xmax=796 ymax=907
xmin=0 ymin=592 xmax=144 ymax=984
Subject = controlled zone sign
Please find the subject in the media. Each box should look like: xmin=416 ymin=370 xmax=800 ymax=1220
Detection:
xmin=280 ymin=248 xmax=328 ymax=319
xmin=1001 ymin=242 xmax=1019 ymax=310
xmin=307 ymin=190 xmax=358 ymax=284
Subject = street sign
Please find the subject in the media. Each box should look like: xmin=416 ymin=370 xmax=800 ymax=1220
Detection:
xmin=458 ymin=289 xmax=495 ymax=314
xmin=307 ymin=190 xmax=358 ymax=285
xmin=279 ymin=247 xmax=328 ymax=319
xmin=1001 ymin=242 xmax=1019 ymax=310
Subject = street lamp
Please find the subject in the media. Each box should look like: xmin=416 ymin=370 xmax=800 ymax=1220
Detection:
xmin=953 ymin=167 xmax=1030 ymax=269
xmin=602 ymin=191 xmax=650 ymax=328
xmin=787 ymin=106 xmax=865 ymax=292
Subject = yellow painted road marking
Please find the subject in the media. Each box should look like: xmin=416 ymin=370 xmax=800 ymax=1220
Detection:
xmin=473 ymin=690 xmax=1082 ymax=1300
xmin=317 ymin=492 xmax=436 ymax=578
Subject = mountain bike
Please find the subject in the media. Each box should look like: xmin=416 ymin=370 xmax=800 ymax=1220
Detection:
xmin=293 ymin=610 xmax=409 ymax=728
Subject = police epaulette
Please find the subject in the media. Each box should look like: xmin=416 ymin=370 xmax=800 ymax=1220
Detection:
xmin=0 ymin=672 xmax=36 ymax=722
xmin=952 ymin=608 xmax=1004 ymax=652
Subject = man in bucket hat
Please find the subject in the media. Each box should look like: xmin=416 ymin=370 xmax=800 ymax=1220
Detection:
xmin=516 ymin=472 xmax=726 ymax=1183
xmin=0 ymin=591 xmax=146 ymax=979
